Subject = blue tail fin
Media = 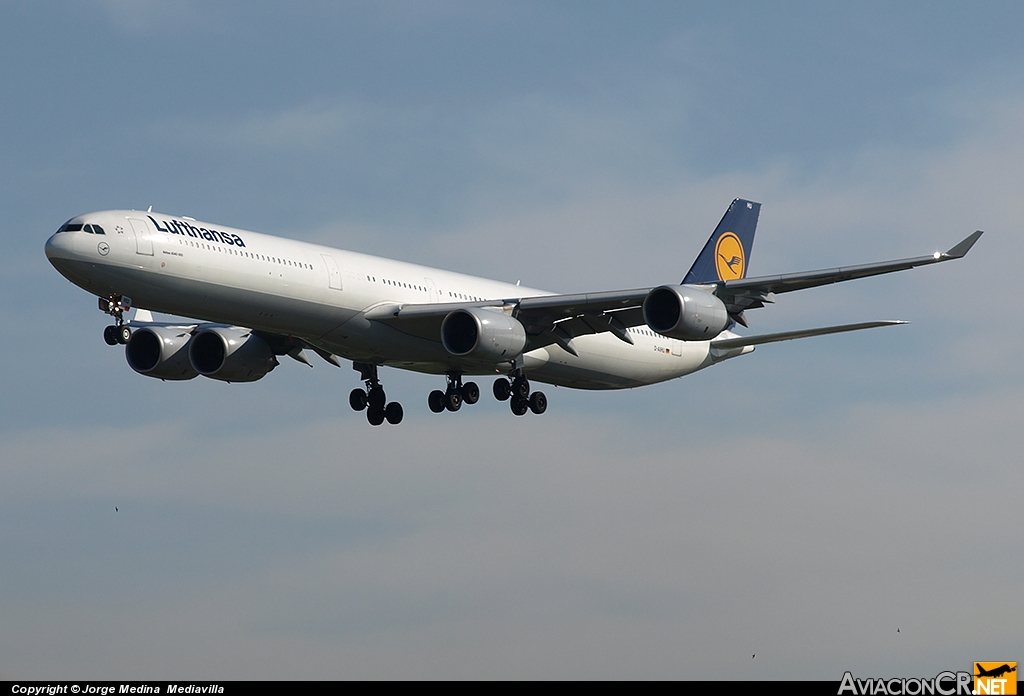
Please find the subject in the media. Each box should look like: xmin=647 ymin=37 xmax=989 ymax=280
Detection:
xmin=682 ymin=198 xmax=760 ymax=284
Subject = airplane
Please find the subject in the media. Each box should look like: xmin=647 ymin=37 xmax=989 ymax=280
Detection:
xmin=44 ymin=199 xmax=982 ymax=426
xmin=976 ymin=664 xmax=1016 ymax=679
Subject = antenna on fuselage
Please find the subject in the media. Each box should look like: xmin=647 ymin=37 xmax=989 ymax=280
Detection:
xmin=147 ymin=205 xmax=152 ymax=212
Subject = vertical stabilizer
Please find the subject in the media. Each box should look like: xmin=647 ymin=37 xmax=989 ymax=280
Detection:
xmin=682 ymin=199 xmax=760 ymax=284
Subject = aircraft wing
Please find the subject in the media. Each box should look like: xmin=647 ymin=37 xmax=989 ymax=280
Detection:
xmin=365 ymin=288 xmax=653 ymax=353
xmin=126 ymin=308 xmax=325 ymax=367
xmin=367 ymin=231 xmax=981 ymax=351
xmin=714 ymin=231 xmax=983 ymax=319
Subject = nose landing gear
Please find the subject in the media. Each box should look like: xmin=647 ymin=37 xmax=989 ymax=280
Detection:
xmin=350 ymin=362 xmax=403 ymax=425
xmin=99 ymin=295 xmax=133 ymax=345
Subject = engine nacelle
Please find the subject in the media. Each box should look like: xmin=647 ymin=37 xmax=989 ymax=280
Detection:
xmin=125 ymin=326 xmax=199 ymax=380
xmin=188 ymin=326 xmax=277 ymax=382
xmin=642 ymin=285 xmax=729 ymax=340
xmin=441 ymin=307 xmax=527 ymax=360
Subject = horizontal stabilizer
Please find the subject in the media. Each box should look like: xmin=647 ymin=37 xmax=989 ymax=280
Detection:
xmin=710 ymin=320 xmax=908 ymax=349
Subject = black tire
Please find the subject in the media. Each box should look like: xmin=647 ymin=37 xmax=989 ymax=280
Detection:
xmin=368 ymin=386 xmax=386 ymax=410
xmin=510 ymin=394 xmax=529 ymax=416
xmin=493 ymin=379 xmax=511 ymax=401
xmin=385 ymin=402 xmax=404 ymax=425
xmin=118 ymin=325 xmax=132 ymax=345
xmin=512 ymin=376 xmax=530 ymax=399
xmin=367 ymin=406 xmax=385 ymax=426
xmin=349 ymin=388 xmax=368 ymax=411
xmin=445 ymin=388 xmax=462 ymax=412
xmin=461 ymin=381 xmax=480 ymax=404
xmin=428 ymin=390 xmax=446 ymax=413
xmin=103 ymin=325 xmax=119 ymax=346
xmin=529 ymin=391 xmax=547 ymax=414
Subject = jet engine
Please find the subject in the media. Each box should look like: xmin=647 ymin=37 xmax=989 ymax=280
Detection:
xmin=125 ymin=326 xmax=199 ymax=380
xmin=188 ymin=326 xmax=278 ymax=382
xmin=441 ymin=307 xmax=527 ymax=360
xmin=642 ymin=285 xmax=729 ymax=340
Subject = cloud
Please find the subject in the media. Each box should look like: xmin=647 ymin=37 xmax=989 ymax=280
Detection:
xmin=222 ymin=102 xmax=372 ymax=152
xmin=1 ymin=384 xmax=1020 ymax=677
xmin=96 ymin=0 xmax=205 ymax=33
xmin=94 ymin=0 xmax=247 ymax=35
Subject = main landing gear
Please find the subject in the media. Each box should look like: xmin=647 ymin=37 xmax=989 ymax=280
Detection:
xmin=492 ymin=370 xmax=547 ymax=416
xmin=349 ymin=362 xmax=403 ymax=426
xmin=428 ymin=372 xmax=480 ymax=414
xmin=99 ymin=295 xmax=133 ymax=346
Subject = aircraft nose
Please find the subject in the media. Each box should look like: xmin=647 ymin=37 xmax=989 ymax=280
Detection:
xmin=45 ymin=230 xmax=77 ymax=268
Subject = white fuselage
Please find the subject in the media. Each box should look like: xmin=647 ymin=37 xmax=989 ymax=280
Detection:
xmin=45 ymin=210 xmax=744 ymax=389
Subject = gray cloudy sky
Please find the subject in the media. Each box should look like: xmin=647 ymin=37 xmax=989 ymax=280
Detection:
xmin=1 ymin=0 xmax=1020 ymax=679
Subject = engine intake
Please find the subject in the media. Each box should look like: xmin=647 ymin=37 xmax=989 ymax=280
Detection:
xmin=188 ymin=327 xmax=277 ymax=382
xmin=125 ymin=326 xmax=198 ymax=380
xmin=441 ymin=308 xmax=526 ymax=360
xmin=642 ymin=285 xmax=729 ymax=340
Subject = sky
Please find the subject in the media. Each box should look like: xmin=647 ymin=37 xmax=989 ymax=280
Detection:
xmin=1 ymin=0 xmax=1021 ymax=680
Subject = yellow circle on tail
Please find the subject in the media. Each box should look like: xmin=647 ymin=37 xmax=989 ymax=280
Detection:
xmin=714 ymin=232 xmax=745 ymax=280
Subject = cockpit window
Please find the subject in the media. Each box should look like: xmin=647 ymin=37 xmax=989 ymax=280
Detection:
xmin=57 ymin=221 xmax=104 ymax=234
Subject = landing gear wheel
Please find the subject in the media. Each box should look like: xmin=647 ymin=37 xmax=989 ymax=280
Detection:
xmin=510 ymin=394 xmax=529 ymax=416
xmin=445 ymin=389 xmax=463 ymax=412
xmin=103 ymin=325 xmax=119 ymax=346
xmin=385 ymin=402 xmax=404 ymax=425
xmin=529 ymin=391 xmax=547 ymax=414
xmin=349 ymin=389 xmax=368 ymax=411
xmin=368 ymin=386 xmax=386 ymax=410
xmin=512 ymin=376 xmax=530 ymax=399
xmin=461 ymin=381 xmax=480 ymax=405
xmin=493 ymin=379 xmax=511 ymax=401
xmin=118 ymin=325 xmax=132 ymax=345
xmin=367 ymin=406 xmax=386 ymax=426
xmin=353 ymin=362 xmax=401 ymax=426
xmin=428 ymin=390 xmax=446 ymax=413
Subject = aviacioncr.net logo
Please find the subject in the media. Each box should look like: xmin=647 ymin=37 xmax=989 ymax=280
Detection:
xmin=839 ymin=671 xmax=973 ymax=695
xmin=975 ymin=663 xmax=1017 ymax=695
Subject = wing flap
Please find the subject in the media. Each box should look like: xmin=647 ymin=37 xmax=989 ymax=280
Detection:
xmin=514 ymin=288 xmax=651 ymax=333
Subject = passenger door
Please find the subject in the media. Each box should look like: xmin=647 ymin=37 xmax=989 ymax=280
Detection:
xmin=127 ymin=218 xmax=154 ymax=256
xmin=321 ymin=254 xmax=342 ymax=290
